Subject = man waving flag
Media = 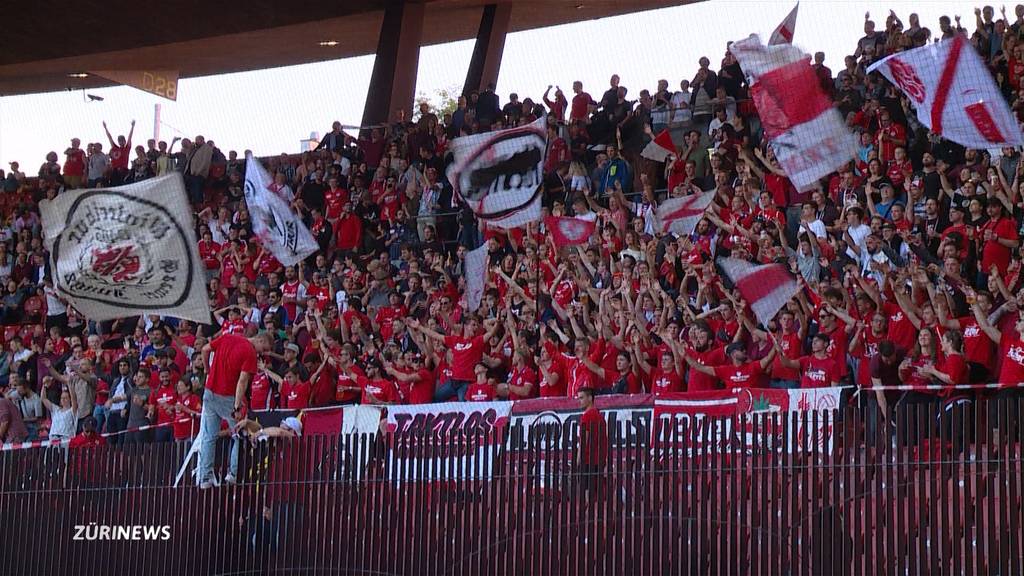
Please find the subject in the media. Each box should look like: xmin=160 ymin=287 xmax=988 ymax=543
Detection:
xmin=244 ymin=153 xmax=318 ymax=266
xmin=868 ymin=35 xmax=1024 ymax=149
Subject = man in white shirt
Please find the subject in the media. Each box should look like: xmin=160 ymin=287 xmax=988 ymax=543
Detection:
xmin=843 ymin=206 xmax=872 ymax=259
xmin=670 ymin=80 xmax=692 ymax=126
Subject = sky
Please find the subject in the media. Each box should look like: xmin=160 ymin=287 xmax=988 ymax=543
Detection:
xmin=0 ymin=0 xmax=974 ymax=167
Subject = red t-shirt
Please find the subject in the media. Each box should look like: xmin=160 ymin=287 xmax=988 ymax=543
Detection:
xmin=852 ymin=330 xmax=885 ymax=387
xmin=820 ymin=322 xmax=850 ymax=378
xmin=997 ymin=336 xmax=1024 ymax=387
xmin=508 ymin=365 xmax=537 ymax=400
xmin=466 ymin=382 xmax=496 ymax=402
xmin=148 ymin=385 xmax=178 ymax=425
xmin=336 ymin=364 xmax=364 ymax=403
xmin=250 ymin=371 xmax=274 ymax=410
xmin=713 ymin=361 xmax=765 ymax=389
xmin=280 ymin=380 xmax=311 ymax=410
xmin=799 ymin=355 xmax=840 ymax=388
xmin=570 ymin=92 xmax=593 ymax=121
xmin=579 ymin=405 xmax=608 ymax=465
xmin=651 ymin=367 xmax=683 ymax=396
xmin=687 ymin=345 xmax=726 ymax=391
xmin=936 ymin=353 xmax=968 ymax=396
xmin=958 ymin=317 xmax=994 ymax=368
xmin=359 ymin=376 xmax=396 ymax=404
xmin=981 ymin=217 xmax=1018 ymax=276
xmin=405 ymin=368 xmax=435 ymax=405
xmin=64 ymin=148 xmax=86 ymax=177
xmin=771 ymin=332 xmax=802 ymax=381
xmin=207 ymin=334 xmax=258 ymax=397
xmin=444 ymin=335 xmax=486 ymax=381
xmin=539 ymin=356 xmax=566 ymax=398
xmin=883 ymin=302 xmax=916 ymax=352
xmin=109 ymin=144 xmax=130 ymax=170
xmin=173 ymin=394 xmax=202 ymax=439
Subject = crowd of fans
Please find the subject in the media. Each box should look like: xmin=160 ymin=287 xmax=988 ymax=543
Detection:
xmin=2 ymin=6 xmax=1024 ymax=447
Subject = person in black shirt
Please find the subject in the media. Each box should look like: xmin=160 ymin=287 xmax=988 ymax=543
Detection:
xmin=299 ymin=170 xmax=325 ymax=213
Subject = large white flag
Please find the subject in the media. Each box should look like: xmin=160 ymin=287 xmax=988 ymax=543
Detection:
xmin=39 ymin=174 xmax=211 ymax=323
xmin=868 ymin=35 xmax=1023 ymax=149
xmin=655 ymin=190 xmax=716 ymax=236
xmin=464 ymin=243 xmax=489 ymax=312
xmin=717 ymin=257 xmax=799 ymax=327
xmin=244 ymin=153 xmax=318 ymax=266
xmin=447 ymin=117 xmax=546 ymax=229
xmin=731 ymin=34 xmax=857 ymax=190
xmin=768 ymin=3 xmax=799 ymax=45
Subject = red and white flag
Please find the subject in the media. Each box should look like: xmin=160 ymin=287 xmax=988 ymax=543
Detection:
xmin=730 ymin=34 xmax=857 ymax=190
xmin=717 ymin=257 xmax=799 ymax=327
xmin=868 ymin=35 xmax=1023 ymax=149
xmin=655 ymin=190 xmax=716 ymax=236
xmin=768 ymin=3 xmax=799 ymax=45
xmin=545 ymin=216 xmax=596 ymax=248
xmin=640 ymin=129 xmax=677 ymax=163
xmin=464 ymin=243 xmax=489 ymax=312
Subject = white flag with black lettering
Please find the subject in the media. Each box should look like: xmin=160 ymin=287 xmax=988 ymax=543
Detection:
xmin=39 ymin=173 xmax=211 ymax=323
xmin=244 ymin=153 xmax=318 ymax=266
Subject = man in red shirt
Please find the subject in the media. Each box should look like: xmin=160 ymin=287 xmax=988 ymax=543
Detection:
xmin=466 ymin=363 xmax=497 ymax=402
xmin=102 ymin=119 xmax=134 ymax=185
xmin=149 ymin=368 xmax=179 ymax=442
xmin=198 ymin=332 xmax=271 ymax=488
xmin=685 ymin=341 xmax=776 ymax=389
xmin=775 ymin=334 xmax=840 ymax=388
xmin=384 ymin=352 xmax=434 ymax=405
xmin=570 ymin=81 xmax=595 ymax=123
xmin=63 ymin=138 xmax=86 ymax=189
xmin=978 ymin=201 xmax=1019 ymax=281
xmin=576 ymin=387 xmax=608 ymax=500
xmin=69 ymin=416 xmax=107 ymax=449
xmin=410 ymin=315 xmax=499 ymax=401
xmin=875 ymin=111 xmax=906 ymax=163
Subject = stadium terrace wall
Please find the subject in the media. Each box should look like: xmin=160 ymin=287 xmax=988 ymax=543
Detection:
xmin=0 ymin=399 xmax=1022 ymax=575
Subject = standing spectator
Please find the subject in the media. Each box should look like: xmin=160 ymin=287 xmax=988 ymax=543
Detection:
xmin=197 ymin=332 xmax=271 ymax=488
xmin=0 ymin=380 xmax=28 ymax=444
xmin=102 ymin=119 xmax=134 ymax=186
xmin=576 ymin=387 xmax=608 ymax=498
xmin=86 ymin=143 xmax=110 ymax=187
xmin=172 ymin=379 xmax=201 ymax=442
xmin=40 ymin=376 xmax=77 ymax=441
xmin=184 ymin=135 xmax=214 ymax=204
xmin=63 ymin=138 xmax=86 ymax=189
xmin=569 ymin=81 xmax=594 ymax=124
xmin=6 ymin=374 xmax=42 ymax=440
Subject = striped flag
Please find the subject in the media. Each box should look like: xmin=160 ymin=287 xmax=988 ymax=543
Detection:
xmin=730 ymin=34 xmax=856 ymax=190
xmin=640 ymin=129 xmax=677 ymax=163
xmin=655 ymin=190 xmax=716 ymax=235
xmin=868 ymin=35 xmax=1023 ymax=148
xmin=717 ymin=257 xmax=799 ymax=327
xmin=768 ymin=3 xmax=799 ymax=45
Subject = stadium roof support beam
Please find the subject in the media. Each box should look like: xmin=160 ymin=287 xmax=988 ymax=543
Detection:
xmin=463 ymin=3 xmax=512 ymax=96
xmin=360 ymin=1 xmax=426 ymax=128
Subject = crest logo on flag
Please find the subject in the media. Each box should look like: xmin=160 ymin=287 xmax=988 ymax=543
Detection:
xmin=53 ymin=191 xmax=192 ymax=308
xmin=558 ymin=219 xmax=590 ymax=242
xmin=89 ymin=245 xmax=142 ymax=283
xmin=887 ymin=58 xmax=926 ymax=103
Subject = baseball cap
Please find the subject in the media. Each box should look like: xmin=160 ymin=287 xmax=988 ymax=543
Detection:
xmin=281 ymin=416 xmax=303 ymax=437
xmin=285 ymin=343 xmax=300 ymax=354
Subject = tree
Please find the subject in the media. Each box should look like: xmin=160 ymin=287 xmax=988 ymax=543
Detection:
xmin=413 ymin=85 xmax=460 ymax=122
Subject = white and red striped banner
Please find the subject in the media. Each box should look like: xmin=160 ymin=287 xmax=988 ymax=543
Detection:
xmin=768 ymin=2 xmax=799 ymax=45
xmin=641 ymin=129 xmax=677 ymax=163
xmin=717 ymin=257 xmax=800 ymax=327
xmin=655 ymin=189 xmax=716 ymax=236
xmin=731 ymin=34 xmax=856 ymax=190
xmin=869 ymin=34 xmax=1023 ymax=148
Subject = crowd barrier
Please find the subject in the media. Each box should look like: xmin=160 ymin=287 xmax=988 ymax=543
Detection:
xmin=0 ymin=396 xmax=1020 ymax=575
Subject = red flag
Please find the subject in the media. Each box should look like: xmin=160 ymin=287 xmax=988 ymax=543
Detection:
xmin=717 ymin=257 xmax=799 ymax=326
xmin=545 ymin=216 xmax=596 ymax=248
xmin=655 ymin=190 xmax=716 ymax=236
xmin=768 ymin=3 xmax=799 ymax=45
xmin=300 ymin=407 xmax=344 ymax=435
xmin=640 ymin=129 xmax=677 ymax=163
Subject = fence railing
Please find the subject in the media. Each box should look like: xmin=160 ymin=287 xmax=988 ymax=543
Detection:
xmin=0 ymin=399 xmax=1021 ymax=575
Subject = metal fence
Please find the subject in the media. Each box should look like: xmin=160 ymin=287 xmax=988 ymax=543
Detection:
xmin=0 ymin=399 xmax=1022 ymax=575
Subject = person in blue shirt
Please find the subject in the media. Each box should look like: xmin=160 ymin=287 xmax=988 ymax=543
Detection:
xmin=596 ymin=144 xmax=631 ymax=197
